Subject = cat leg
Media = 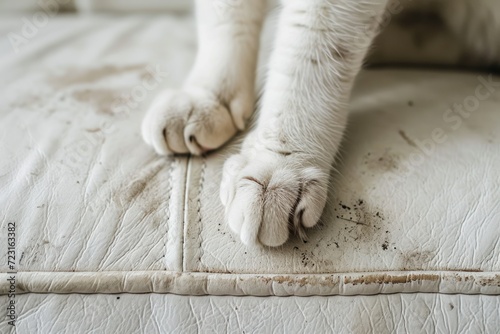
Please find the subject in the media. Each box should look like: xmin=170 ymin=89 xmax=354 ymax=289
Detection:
xmin=142 ymin=0 xmax=267 ymax=155
xmin=221 ymin=0 xmax=389 ymax=247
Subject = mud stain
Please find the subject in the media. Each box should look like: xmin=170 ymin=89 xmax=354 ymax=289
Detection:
xmin=296 ymin=249 xmax=334 ymax=268
xmin=258 ymin=275 xmax=339 ymax=288
xmin=115 ymin=159 xmax=169 ymax=217
xmin=20 ymin=241 xmax=63 ymax=267
xmin=477 ymin=275 xmax=500 ymax=287
xmin=300 ymin=250 xmax=313 ymax=267
xmin=10 ymin=94 xmax=44 ymax=110
xmin=446 ymin=268 xmax=483 ymax=273
xmin=363 ymin=151 xmax=400 ymax=172
xmin=203 ymin=269 xmax=233 ymax=274
xmin=72 ymin=89 xmax=121 ymax=115
xmin=344 ymin=273 xmax=440 ymax=285
xmin=401 ymin=251 xmax=433 ymax=271
xmin=332 ymin=198 xmax=390 ymax=247
xmin=49 ymin=64 xmax=145 ymax=88
xmin=117 ymin=163 xmax=163 ymax=203
xmin=398 ymin=130 xmax=417 ymax=148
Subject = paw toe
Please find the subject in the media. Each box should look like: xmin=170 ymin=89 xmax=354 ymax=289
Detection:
xmin=142 ymin=89 xmax=241 ymax=156
xmin=221 ymin=155 xmax=330 ymax=247
xmin=183 ymin=99 xmax=237 ymax=155
xmin=293 ymin=167 xmax=329 ymax=229
xmin=142 ymin=90 xmax=191 ymax=155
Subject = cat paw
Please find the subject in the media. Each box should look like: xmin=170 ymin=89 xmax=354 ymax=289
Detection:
xmin=220 ymin=149 xmax=330 ymax=247
xmin=142 ymin=88 xmax=249 ymax=155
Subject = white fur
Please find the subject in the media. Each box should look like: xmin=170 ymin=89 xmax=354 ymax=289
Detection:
xmin=143 ymin=0 xmax=500 ymax=247
xmin=143 ymin=0 xmax=267 ymax=154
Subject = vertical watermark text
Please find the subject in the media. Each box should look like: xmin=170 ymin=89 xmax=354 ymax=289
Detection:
xmin=6 ymin=222 xmax=17 ymax=327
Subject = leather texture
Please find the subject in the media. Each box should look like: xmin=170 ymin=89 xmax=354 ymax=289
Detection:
xmin=74 ymin=0 xmax=190 ymax=13
xmin=0 ymin=11 xmax=499 ymax=328
xmin=0 ymin=0 xmax=190 ymax=12
xmin=1 ymin=294 xmax=499 ymax=333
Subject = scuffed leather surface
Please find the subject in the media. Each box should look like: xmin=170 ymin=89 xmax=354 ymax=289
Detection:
xmin=188 ymin=69 xmax=500 ymax=276
xmin=1 ymin=293 xmax=499 ymax=333
xmin=3 ymin=271 xmax=499 ymax=296
xmin=0 ymin=14 xmax=499 ymax=298
xmin=0 ymin=15 xmax=194 ymax=274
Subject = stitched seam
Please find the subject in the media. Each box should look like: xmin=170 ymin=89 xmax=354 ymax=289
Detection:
xmin=196 ymin=157 xmax=207 ymax=272
xmin=163 ymin=159 xmax=176 ymax=270
xmin=181 ymin=156 xmax=192 ymax=272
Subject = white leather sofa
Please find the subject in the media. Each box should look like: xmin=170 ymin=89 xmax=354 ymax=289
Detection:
xmin=1 ymin=1 xmax=499 ymax=332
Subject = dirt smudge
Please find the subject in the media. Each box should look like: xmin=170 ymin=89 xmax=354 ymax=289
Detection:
xmin=398 ymin=130 xmax=417 ymax=148
xmin=72 ymin=89 xmax=121 ymax=115
xmin=49 ymin=64 xmax=145 ymax=88
xmin=258 ymin=275 xmax=339 ymax=288
xmin=364 ymin=151 xmax=400 ymax=172
xmin=477 ymin=275 xmax=500 ymax=287
xmin=344 ymin=273 xmax=440 ymax=285
xmin=446 ymin=268 xmax=483 ymax=273
xmin=333 ymin=198 xmax=390 ymax=247
xmin=401 ymin=251 xmax=434 ymax=270
xmin=115 ymin=159 xmax=170 ymax=217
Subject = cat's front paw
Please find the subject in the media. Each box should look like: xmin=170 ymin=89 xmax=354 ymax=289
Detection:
xmin=220 ymin=149 xmax=330 ymax=247
xmin=142 ymin=88 xmax=246 ymax=155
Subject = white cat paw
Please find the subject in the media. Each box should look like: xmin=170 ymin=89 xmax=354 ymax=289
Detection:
xmin=220 ymin=150 xmax=330 ymax=247
xmin=142 ymin=88 xmax=249 ymax=155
